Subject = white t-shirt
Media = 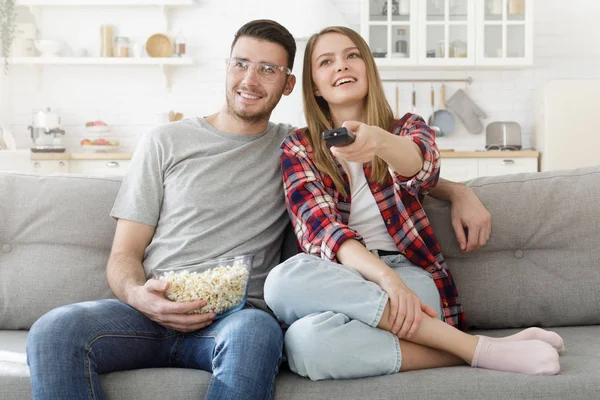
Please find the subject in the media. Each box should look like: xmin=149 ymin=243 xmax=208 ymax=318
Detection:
xmin=346 ymin=161 xmax=398 ymax=252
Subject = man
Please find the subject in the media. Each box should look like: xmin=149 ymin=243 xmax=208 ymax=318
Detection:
xmin=26 ymin=19 xmax=490 ymax=400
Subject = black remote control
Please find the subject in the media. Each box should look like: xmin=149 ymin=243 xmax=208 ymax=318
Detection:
xmin=322 ymin=127 xmax=356 ymax=148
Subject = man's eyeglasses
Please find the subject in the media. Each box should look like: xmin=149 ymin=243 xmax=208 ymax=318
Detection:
xmin=226 ymin=57 xmax=292 ymax=84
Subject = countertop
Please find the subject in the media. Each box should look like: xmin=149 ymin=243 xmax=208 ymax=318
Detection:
xmin=439 ymin=150 xmax=539 ymax=158
xmin=21 ymin=150 xmax=539 ymax=161
xmin=30 ymin=152 xmax=133 ymax=160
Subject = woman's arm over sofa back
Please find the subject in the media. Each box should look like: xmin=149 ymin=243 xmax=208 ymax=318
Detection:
xmin=423 ymin=165 xmax=600 ymax=330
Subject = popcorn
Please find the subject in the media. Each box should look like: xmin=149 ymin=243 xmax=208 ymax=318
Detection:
xmin=157 ymin=263 xmax=250 ymax=315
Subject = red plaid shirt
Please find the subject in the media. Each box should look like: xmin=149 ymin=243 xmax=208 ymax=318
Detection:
xmin=280 ymin=113 xmax=466 ymax=330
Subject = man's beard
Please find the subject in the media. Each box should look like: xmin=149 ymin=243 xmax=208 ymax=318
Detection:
xmin=226 ymin=86 xmax=281 ymax=125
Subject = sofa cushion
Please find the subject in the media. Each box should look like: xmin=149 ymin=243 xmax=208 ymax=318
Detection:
xmin=2 ymin=327 xmax=599 ymax=400
xmin=423 ymin=165 xmax=600 ymax=329
xmin=0 ymin=173 xmax=120 ymax=329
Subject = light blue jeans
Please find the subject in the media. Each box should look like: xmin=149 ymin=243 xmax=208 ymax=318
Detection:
xmin=264 ymin=253 xmax=442 ymax=381
xmin=26 ymin=299 xmax=283 ymax=400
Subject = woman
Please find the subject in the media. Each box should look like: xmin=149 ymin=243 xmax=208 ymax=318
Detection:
xmin=264 ymin=26 xmax=564 ymax=381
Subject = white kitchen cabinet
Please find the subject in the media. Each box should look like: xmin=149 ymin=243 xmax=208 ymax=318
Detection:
xmin=0 ymin=158 xmax=17 ymax=172
xmin=439 ymin=154 xmax=538 ymax=181
xmin=3 ymin=152 xmax=132 ymax=175
xmin=361 ymin=0 xmax=419 ymax=67
xmin=440 ymin=158 xmax=479 ymax=182
xmin=29 ymin=159 xmax=70 ymax=174
xmin=476 ymin=0 xmax=533 ymax=66
xmin=477 ymin=157 xmax=537 ymax=177
xmin=69 ymin=159 xmax=130 ymax=176
xmin=417 ymin=0 xmax=476 ymax=67
xmin=0 ymin=150 xmax=31 ymax=172
xmin=361 ymin=0 xmax=532 ymax=68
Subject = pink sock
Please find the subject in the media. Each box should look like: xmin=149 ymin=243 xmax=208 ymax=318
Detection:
xmin=471 ymin=337 xmax=560 ymax=375
xmin=480 ymin=327 xmax=565 ymax=353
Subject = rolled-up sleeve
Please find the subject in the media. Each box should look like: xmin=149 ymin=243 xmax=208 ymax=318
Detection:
xmin=390 ymin=113 xmax=440 ymax=197
xmin=280 ymin=132 xmax=362 ymax=261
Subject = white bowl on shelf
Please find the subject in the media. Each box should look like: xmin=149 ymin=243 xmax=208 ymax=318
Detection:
xmin=34 ymin=40 xmax=64 ymax=57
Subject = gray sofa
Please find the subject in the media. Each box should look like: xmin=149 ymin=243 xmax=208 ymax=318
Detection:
xmin=1 ymin=166 xmax=599 ymax=400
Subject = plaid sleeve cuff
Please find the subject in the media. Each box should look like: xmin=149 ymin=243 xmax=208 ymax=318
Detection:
xmin=320 ymin=223 xmax=363 ymax=262
xmin=390 ymin=114 xmax=441 ymax=196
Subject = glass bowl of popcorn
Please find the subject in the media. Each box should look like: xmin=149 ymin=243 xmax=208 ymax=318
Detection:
xmin=151 ymin=254 xmax=253 ymax=320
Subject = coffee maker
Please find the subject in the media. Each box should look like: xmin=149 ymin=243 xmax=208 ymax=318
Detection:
xmin=28 ymin=107 xmax=66 ymax=153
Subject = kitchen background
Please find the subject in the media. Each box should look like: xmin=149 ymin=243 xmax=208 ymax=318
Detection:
xmin=1 ymin=0 xmax=599 ymax=155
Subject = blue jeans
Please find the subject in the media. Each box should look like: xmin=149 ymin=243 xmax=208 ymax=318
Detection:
xmin=264 ymin=253 xmax=442 ymax=380
xmin=26 ymin=299 xmax=283 ymax=400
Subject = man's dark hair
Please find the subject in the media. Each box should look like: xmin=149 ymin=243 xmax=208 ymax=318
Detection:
xmin=231 ymin=19 xmax=296 ymax=70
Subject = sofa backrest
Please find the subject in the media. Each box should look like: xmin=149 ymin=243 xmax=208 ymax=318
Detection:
xmin=2 ymin=166 xmax=599 ymax=331
xmin=0 ymin=172 xmax=120 ymax=329
xmin=423 ymin=165 xmax=600 ymax=329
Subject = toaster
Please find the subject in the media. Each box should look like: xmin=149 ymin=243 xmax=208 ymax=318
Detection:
xmin=485 ymin=121 xmax=522 ymax=150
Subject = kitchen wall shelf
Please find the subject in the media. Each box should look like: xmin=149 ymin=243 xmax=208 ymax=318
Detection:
xmin=5 ymin=57 xmax=194 ymax=90
xmin=8 ymin=57 xmax=193 ymax=65
xmin=16 ymin=0 xmax=195 ymax=31
xmin=16 ymin=1 xmax=195 ymax=6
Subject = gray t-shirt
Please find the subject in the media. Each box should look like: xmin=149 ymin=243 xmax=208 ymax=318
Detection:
xmin=110 ymin=117 xmax=294 ymax=311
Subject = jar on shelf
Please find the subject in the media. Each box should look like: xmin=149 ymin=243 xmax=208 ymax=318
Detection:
xmin=398 ymin=0 xmax=410 ymax=15
xmin=439 ymin=40 xmax=455 ymax=58
xmin=487 ymin=0 xmax=502 ymax=15
xmin=100 ymin=24 xmax=113 ymax=57
xmin=450 ymin=39 xmax=467 ymax=58
xmin=381 ymin=0 xmax=399 ymax=16
xmin=508 ymin=0 xmax=525 ymax=15
xmin=395 ymin=28 xmax=408 ymax=57
xmin=113 ymin=36 xmax=130 ymax=57
xmin=174 ymin=31 xmax=186 ymax=57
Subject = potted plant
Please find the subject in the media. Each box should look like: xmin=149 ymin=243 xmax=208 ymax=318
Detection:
xmin=0 ymin=0 xmax=16 ymax=74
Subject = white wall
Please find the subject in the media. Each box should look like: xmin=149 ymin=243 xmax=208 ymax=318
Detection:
xmin=3 ymin=0 xmax=600 ymax=152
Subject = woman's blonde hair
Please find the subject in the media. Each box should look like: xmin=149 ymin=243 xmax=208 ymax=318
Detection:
xmin=302 ymin=26 xmax=395 ymax=197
